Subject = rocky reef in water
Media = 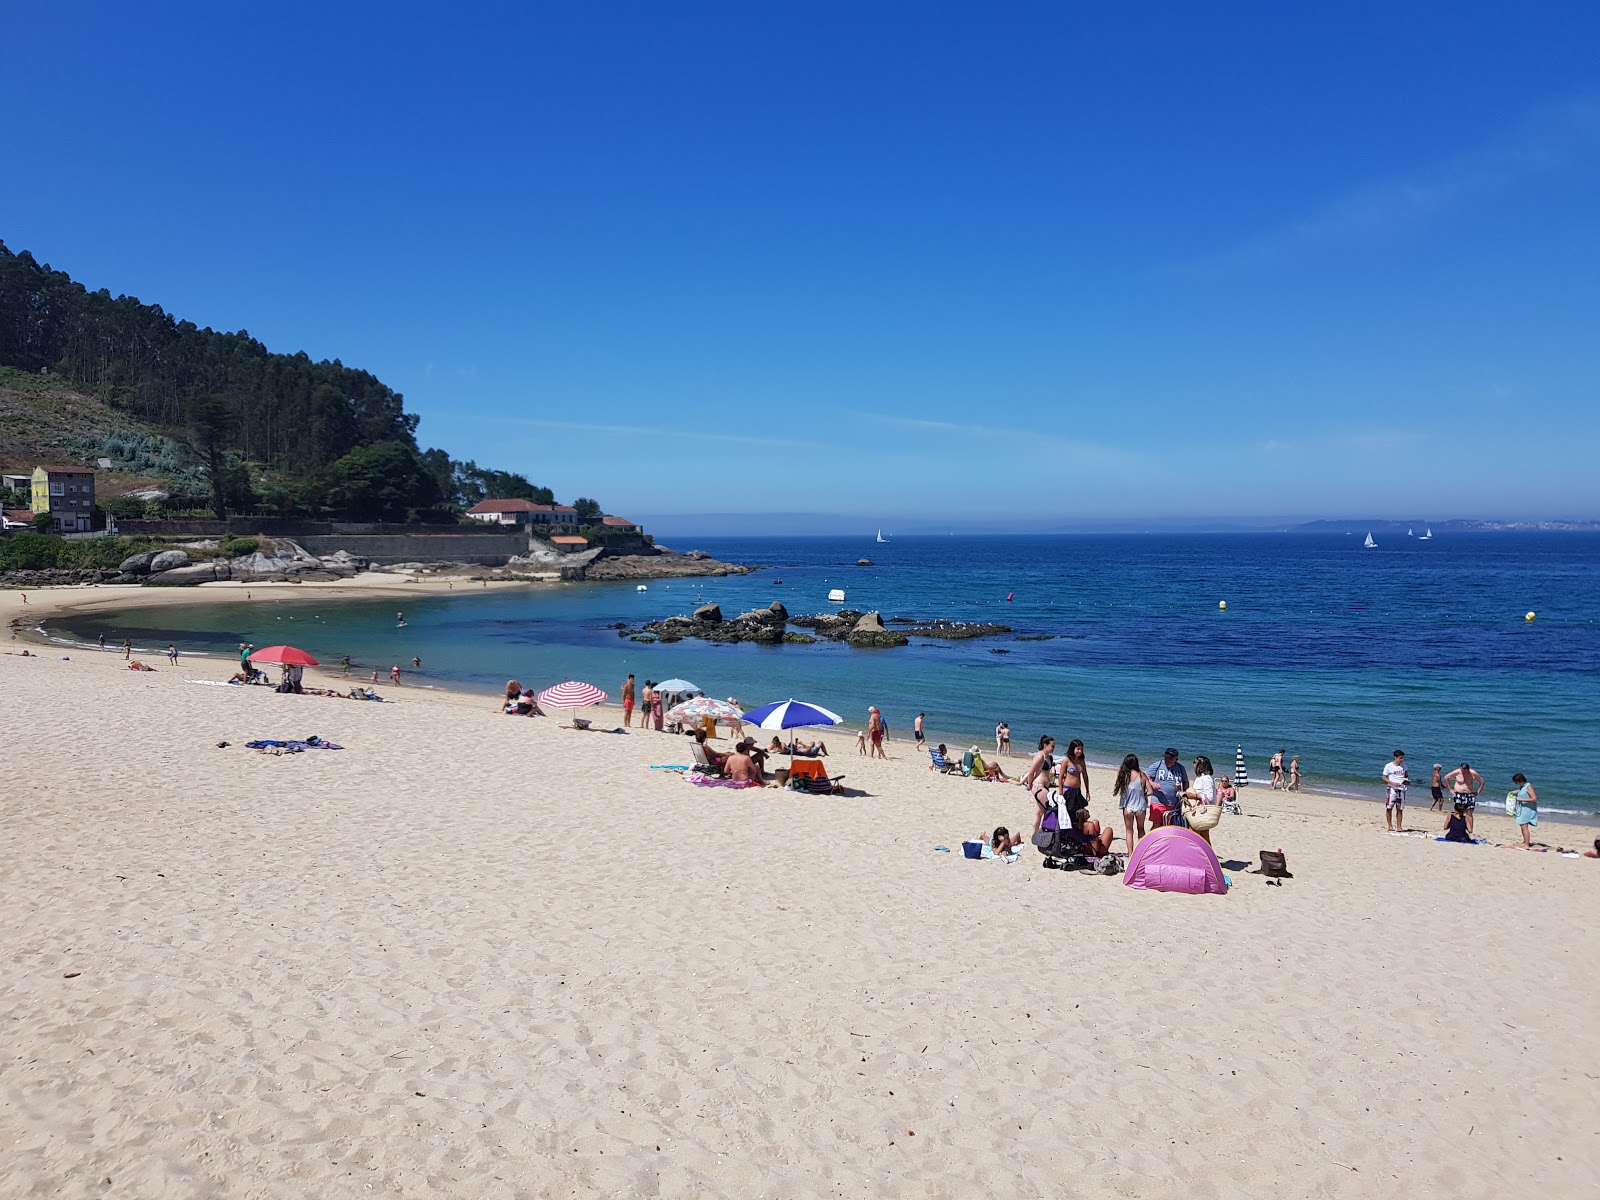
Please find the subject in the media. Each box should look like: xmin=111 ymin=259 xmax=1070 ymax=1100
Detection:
xmin=623 ymin=604 xmax=1011 ymax=649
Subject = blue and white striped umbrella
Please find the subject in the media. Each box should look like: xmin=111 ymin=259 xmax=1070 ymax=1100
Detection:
xmin=740 ymin=699 xmax=844 ymax=731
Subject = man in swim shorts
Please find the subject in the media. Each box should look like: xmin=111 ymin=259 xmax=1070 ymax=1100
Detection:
xmin=914 ymin=712 xmax=925 ymax=749
xmin=622 ymin=674 xmax=636 ymax=727
xmin=1381 ymin=749 xmax=1408 ymax=831
xmin=1444 ymin=762 xmax=1485 ymax=836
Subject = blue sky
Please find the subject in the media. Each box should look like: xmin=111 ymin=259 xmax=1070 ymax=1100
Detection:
xmin=5 ymin=2 xmax=1599 ymax=531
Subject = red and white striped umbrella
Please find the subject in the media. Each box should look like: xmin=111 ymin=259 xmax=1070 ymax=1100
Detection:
xmin=537 ymin=680 xmax=608 ymax=708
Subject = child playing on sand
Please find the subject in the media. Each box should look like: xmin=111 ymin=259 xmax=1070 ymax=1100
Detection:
xmin=856 ymin=729 xmax=868 ymax=755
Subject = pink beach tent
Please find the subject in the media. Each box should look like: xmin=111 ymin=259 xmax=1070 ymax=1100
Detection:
xmin=1123 ymin=825 xmax=1229 ymax=895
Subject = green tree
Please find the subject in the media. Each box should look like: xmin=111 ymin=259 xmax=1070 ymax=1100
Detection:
xmin=31 ymin=511 xmax=54 ymax=533
xmin=329 ymin=443 xmax=441 ymax=521
xmin=184 ymin=393 xmax=237 ymax=521
xmin=573 ymin=497 xmax=602 ymax=521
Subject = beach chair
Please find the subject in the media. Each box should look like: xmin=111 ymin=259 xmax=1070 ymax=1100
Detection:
xmin=790 ymin=772 xmax=846 ymax=795
xmin=928 ymin=748 xmax=960 ymax=774
xmin=691 ymin=742 xmax=726 ymax=776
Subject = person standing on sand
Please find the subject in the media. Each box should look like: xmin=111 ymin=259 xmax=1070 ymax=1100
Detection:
xmin=167 ymin=644 xmax=178 ymax=665
xmin=1270 ymin=749 xmax=1285 ymax=789
xmin=121 ymin=638 xmax=132 ymax=660
xmin=391 ymin=663 xmax=402 ymax=685
xmin=1289 ymin=755 xmax=1301 ymax=791
xmin=1510 ymin=773 xmax=1538 ymax=849
xmin=868 ymin=708 xmax=885 ymax=758
xmin=1113 ymin=753 xmax=1156 ymax=850
xmin=1382 ymin=749 xmax=1409 ymax=832
xmin=98 ymin=632 xmax=106 ymax=650
xmin=651 ymin=685 xmax=664 ymax=731
xmin=1430 ymin=764 xmax=1446 ymax=811
xmin=996 ymin=721 xmax=1010 ymax=757
xmin=914 ymin=712 xmax=925 ymax=750
xmin=1445 ymin=762 xmax=1485 ymax=837
xmin=1021 ymin=735 xmax=1056 ymax=793
xmin=1147 ymin=748 xmax=1188 ymax=827
xmin=622 ymin=674 xmax=636 ymax=727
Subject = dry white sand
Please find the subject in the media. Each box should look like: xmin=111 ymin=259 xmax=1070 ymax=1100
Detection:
xmin=2 ymin=584 xmax=1597 ymax=1199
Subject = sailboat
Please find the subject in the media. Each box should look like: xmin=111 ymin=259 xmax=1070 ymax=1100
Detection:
xmin=1407 ymin=527 xmax=1414 ymax=537
xmin=876 ymin=529 xmax=889 ymax=543
xmin=1419 ymin=525 xmax=1433 ymax=541
xmin=1364 ymin=532 xmax=1377 ymax=549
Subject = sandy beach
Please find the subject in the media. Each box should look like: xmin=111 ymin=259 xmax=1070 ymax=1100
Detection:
xmin=3 ymin=582 xmax=1597 ymax=1199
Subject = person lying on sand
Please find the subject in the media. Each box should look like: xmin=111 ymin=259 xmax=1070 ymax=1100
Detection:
xmin=769 ymin=735 xmax=828 ymax=757
xmin=985 ymin=826 xmax=1024 ymax=855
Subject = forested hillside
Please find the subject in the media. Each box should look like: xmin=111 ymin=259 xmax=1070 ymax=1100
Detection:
xmin=0 ymin=241 xmax=563 ymax=521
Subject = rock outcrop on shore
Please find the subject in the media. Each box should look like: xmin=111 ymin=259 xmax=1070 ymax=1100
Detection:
xmin=578 ymin=551 xmax=753 ymax=582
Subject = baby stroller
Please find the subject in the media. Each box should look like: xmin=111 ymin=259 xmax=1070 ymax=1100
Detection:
xmin=1030 ymin=791 xmax=1094 ymax=871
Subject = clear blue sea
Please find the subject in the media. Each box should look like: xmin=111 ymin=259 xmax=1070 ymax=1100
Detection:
xmin=45 ymin=532 xmax=1600 ymax=817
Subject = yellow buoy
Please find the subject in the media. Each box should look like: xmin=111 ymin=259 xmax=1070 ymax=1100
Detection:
xmin=1525 ymin=611 xmax=1536 ymax=622
xmin=1218 ymin=601 xmax=1227 ymax=610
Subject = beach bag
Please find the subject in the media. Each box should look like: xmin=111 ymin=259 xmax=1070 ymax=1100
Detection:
xmin=1093 ymin=853 xmax=1122 ymax=876
xmin=1036 ymin=800 xmax=1062 ymax=838
xmin=1256 ymin=850 xmax=1292 ymax=878
xmin=1184 ymin=799 xmax=1222 ymax=832
xmin=1505 ymin=791 xmax=1518 ymax=817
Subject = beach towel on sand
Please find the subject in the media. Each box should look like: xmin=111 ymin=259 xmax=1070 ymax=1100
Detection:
xmin=245 ymin=738 xmax=345 ymax=752
xmin=686 ymin=771 xmax=758 ymax=788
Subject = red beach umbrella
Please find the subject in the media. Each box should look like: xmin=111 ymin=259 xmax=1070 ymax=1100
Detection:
xmin=248 ymin=645 xmax=321 ymax=667
xmin=537 ymin=680 xmax=608 ymax=708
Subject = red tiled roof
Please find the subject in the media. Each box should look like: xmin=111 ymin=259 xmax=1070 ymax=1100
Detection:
xmin=552 ymin=505 xmax=578 ymax=513
xmin=2 ymin=508 xmax=35 ymax=522
xmin=467 ymin=498 xmax=552 ymax=514
xmin=600 ymin=515 xmax=637 ymax=527
xmin=550 ymin=535 xmax=589 ymax=545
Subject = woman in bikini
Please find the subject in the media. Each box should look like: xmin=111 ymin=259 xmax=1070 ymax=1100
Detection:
xmin=1057 ymin=738 xmax=1090 ymax=812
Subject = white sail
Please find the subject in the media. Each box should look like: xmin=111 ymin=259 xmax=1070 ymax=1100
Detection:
xmin=1364 ymin=532 xmax=1377 ymax=548
xmin=1407 ymin=527 xmax=1414 ymax=536
xmin=1420 ymin=525 xmax=1433 ymax=540
xmin=876 ymin=529 xmax=887 ymax=543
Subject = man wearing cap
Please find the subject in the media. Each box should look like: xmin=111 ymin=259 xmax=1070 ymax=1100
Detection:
xmin=1148 ymin=748 xmax=1189 ymax=827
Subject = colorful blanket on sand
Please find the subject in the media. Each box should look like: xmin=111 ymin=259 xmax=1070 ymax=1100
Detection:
xmin=686 ymin=771 xmax=758 ymax=788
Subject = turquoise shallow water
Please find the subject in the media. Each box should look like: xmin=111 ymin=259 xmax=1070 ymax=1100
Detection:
xmin=45 ymin=532 xmax=1600 ymax=817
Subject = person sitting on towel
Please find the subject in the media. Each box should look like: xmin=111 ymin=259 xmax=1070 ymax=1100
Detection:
xmin=725 ymin=743 xmax=762 ymax=785
xmin=1442 ymin=801 xmax=1475 ymax=843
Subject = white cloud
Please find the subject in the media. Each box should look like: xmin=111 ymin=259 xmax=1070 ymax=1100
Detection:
xmin=1188 ymin=95 xmax=1600 ymax=273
